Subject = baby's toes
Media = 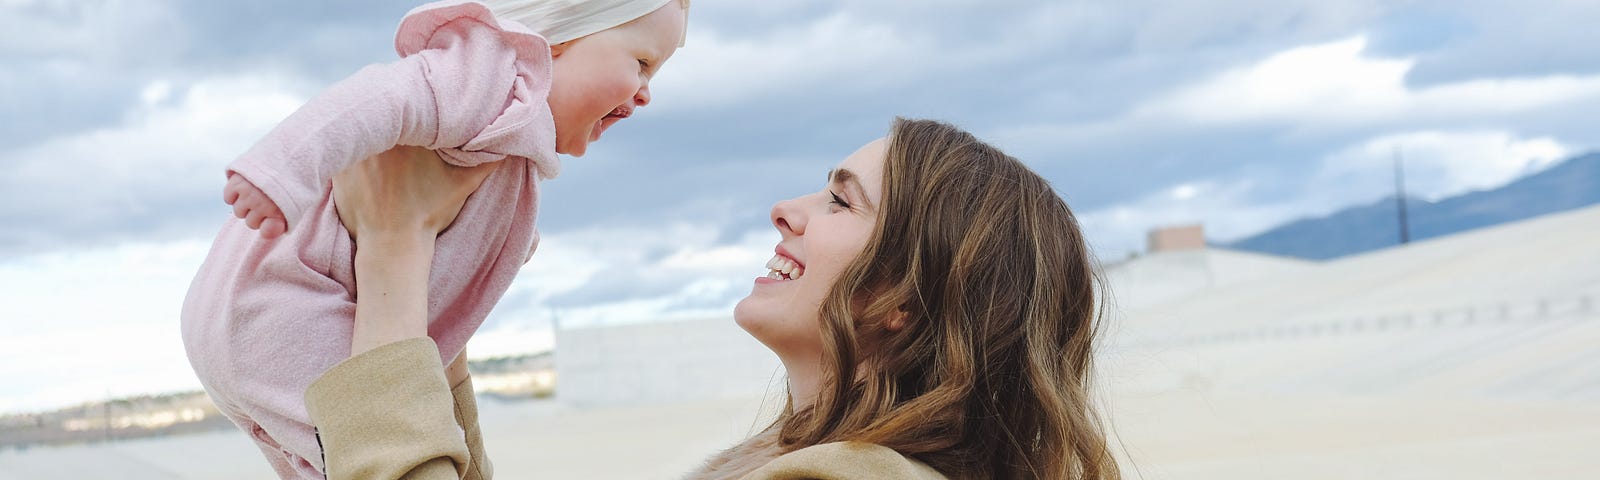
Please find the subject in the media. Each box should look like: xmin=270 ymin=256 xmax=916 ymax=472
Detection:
xmin=259 ymin=218 xmax=286 ymax=239
xmin=245 ymin=208 xmax=266 ymax=230
xmin=256 ymin=197 xmax=284 ymax=219
xmin=223 ymin=175 xmax=246 ymax=205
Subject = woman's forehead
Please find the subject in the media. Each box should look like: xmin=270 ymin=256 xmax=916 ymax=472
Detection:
xmin=839 ymin=138 xmax=886 ymax=175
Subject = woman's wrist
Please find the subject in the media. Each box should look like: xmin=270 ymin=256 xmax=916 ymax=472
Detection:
xmin=356 ymin=229 xmax=437 ymax=257
xmin=350 ymin=231 xmax=437 ymax=356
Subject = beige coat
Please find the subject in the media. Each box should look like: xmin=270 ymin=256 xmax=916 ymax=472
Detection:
xmin=305 ymin=338 xmax=947 ymax=479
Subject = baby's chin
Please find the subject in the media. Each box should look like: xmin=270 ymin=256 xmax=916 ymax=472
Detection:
xmin=554 ymin=136 xmax=589 ymax=157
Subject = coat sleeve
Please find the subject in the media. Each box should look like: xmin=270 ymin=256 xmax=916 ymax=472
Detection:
xmin=226 ymin=0 xmax=554 ymax=229
xmin=746 ymin=442 xmax=949 ymax=480
xmin=306 ymin=338 xmax=483 ymax=480
xmin=451 ymin=372 xmax=494 ymax=480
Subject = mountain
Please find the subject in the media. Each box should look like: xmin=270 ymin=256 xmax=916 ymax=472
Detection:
xmin=1228 ymin=152 xmax=1600 ymax=260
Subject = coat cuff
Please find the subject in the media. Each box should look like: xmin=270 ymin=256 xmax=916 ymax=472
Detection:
xmin=307 ymin=338 xmax=468 ymax=479
xmin=451 ymin=374 xmax=493 ymax=480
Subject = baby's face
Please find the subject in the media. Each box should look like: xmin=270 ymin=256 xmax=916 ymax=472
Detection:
xmin=547 ymin=3 xmax=687 ymax=156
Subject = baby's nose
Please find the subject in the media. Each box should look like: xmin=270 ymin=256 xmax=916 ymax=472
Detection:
xmin=634 ymin=84 xmax=651 ymax=107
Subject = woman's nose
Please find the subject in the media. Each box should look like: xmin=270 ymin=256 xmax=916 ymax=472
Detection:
xmin=770 ymin=197 xmax=806 ymax=236
xmin=634 ymin=83 xmax=651 ymax=107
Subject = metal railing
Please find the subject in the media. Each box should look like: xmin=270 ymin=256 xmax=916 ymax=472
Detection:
xmin=1160 ymin=293 xmax=1598 ymax=347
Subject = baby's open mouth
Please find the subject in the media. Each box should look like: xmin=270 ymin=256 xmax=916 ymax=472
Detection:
xmin=764 ymin=253 xmax=804 ymax=280
xmin=593 ymin=105 xmax=634 ymax=141
xmin=605 ymin=105 xmax=633 ymax=120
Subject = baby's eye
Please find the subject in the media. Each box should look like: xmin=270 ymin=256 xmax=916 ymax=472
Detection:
xmin=637 ymin=59 xmax=650 ymax=69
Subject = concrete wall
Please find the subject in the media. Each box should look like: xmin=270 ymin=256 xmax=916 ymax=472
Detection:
xmin=555 ymin=317 xmax=784 ymax=407
xmin=1102 ymin=248 xmax=1314 ymax=312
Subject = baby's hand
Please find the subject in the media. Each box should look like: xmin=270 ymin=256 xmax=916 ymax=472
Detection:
xmin=223 ymin=174 xmax=288 ymax=239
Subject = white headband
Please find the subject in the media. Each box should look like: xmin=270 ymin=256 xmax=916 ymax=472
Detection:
xmin=482 ymin=0 xmax=685 ymax=46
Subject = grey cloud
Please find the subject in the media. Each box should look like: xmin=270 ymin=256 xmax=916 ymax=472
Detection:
xmin=7 ymin=0 xmax=1600 ymax=272
xmin=542 ymin=265 xmax=687 ymax=308
xmin=660 ymin=284 xmax=746 ymax=313
xmin=0 ymin=64 xmax=138 ymax=147
xmin=480 ymin=287 xmax=541 ymax=330
xmin=1398 ymin=0 xmax=1600 ymax=86
xmin=168 ymin=0 xmax=400 ymax=82
xmin=0 ymin=154 xmax=227 ymax=258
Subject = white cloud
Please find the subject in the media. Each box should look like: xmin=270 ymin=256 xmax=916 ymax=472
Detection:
xmin=0 ymin=74 xmax=309 ymax=249
xmin=0 ymin=62 xmax=792 ymax=411
xmin=1319 ymin=130 xmax=1570 ymax=201
xmin=1078 ymin=129 xmax=1572 ymax=260
xmin=1135 ymin=35 xmax=1600 ymax=129
xmin=7 ymin=0 xmax=1600 ymax=416
xmin=1079 ymin=179 xmax=1301 ymax=261
xmin=1125 ymin=0 xmax=1386 ymax=51
xmin=497 ymin=223 xmax=778 ymax=328
xmin=0 ymin=220 xmax=780 ymax=412
xmin=0 ymin=239 xmax=211 ymax=412
xmin=468 ymin=324 xmax=556 ymax=359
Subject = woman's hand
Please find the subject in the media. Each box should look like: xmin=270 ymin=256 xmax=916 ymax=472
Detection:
xmin=333 ymin=146 xmax=499 ymax=356
xmin=333 ymin=146 xmax=499 ymax=243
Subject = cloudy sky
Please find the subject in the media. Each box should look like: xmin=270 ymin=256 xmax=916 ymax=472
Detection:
xmin=2 ymin=0 xmax=1599 ymax=413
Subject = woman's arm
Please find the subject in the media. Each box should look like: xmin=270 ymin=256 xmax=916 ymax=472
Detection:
xmin=349 ymin=232 xmax=435 ymax=356
xmin=332 ymin=146 xmax=497 ymax=355
xmin=305 ymin=146 xmax=498 ymax=479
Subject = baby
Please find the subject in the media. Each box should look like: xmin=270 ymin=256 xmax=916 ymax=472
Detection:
xmin=181 ymin=1 xmax=688 ymax=478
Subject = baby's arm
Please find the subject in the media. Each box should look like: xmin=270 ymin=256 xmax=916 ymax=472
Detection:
xmin=225 ymin=3 xmax=551 ymax=235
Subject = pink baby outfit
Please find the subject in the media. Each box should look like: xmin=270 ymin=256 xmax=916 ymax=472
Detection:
xmin=180 ymin=2 xmax=558 ymax=478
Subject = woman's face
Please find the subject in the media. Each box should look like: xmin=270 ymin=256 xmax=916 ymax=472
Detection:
xmin=735 ymin=138 xmax=887 ymax=363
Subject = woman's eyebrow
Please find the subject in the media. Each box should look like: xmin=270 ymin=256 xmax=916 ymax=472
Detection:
xmin=827 ymin=168 xmax=874 ymax=210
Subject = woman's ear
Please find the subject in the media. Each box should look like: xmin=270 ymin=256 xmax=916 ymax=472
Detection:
xmin=550 ymin=41 xmax=571 ymax=58
xmin=886 ymin=305 xmax=910 ymax=332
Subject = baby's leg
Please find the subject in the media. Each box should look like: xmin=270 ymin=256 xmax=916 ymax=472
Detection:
xmin=244 ymin=419 xmax=321 ymax=479
xmin=206 ymin=390 xmax=322 ymax=479
xmin=224 ymin=174 xmax=288 ymax=239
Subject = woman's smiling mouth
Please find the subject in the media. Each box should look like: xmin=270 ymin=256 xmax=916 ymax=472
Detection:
xmin=763 ymin=248 xmax=805 ymax=281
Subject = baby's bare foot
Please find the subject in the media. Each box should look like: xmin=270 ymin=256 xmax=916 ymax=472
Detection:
xmin=224 ymin=174 xmax=287 ymax=239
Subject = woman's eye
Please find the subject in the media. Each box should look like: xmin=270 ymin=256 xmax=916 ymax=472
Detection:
xmin=829 ymin=191 xmax=851 ymax=210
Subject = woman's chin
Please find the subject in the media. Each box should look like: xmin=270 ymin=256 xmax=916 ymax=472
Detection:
xmin=732 ymin=300 xmax=778 ymax=341
xmin=732 ymin=299 xmax=757 ymax=331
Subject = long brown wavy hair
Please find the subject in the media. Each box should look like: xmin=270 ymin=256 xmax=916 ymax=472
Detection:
xmin=762 ymin=118 xmax=1119 ymax=479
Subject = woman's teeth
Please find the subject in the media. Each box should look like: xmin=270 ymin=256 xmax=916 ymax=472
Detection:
xmin=764 ymin=254 xmax=804 ymax=280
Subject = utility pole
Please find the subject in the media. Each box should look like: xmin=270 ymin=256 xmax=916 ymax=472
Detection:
xmin=1394 ymin=147 xmax=1411 ymax=245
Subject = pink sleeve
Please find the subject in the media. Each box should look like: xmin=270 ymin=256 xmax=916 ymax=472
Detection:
xmin=227 ymin=0 xmax=554 ymax=228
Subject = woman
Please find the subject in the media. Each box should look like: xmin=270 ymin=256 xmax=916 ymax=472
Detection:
xmin=310 ymin=118 xmax=1121 ymax=479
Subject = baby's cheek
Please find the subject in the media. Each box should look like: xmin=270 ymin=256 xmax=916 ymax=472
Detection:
xmin=589 ymin=77 xmax=640 ymax=107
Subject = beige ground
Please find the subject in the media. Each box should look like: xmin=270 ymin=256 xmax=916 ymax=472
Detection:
xmin=5 ymin=384 xmax=1596 ymax=479
xmin=1106 ymin=378 xmax=1600 ymax=479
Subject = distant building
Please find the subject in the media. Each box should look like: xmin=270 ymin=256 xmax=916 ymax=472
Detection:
xmin=1147 ymin=224 xmax=1205 ymax=253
